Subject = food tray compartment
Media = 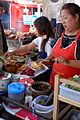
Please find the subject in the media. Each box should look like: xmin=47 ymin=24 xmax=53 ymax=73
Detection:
xmin=60 ymin=83 xmax=80 ymax=102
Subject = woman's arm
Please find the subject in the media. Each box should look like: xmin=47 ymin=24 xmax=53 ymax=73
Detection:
xmin=45 ymin=50 xmax=54 ymax=60
xmin=68 ymin=60 xmax=80 ymax=68
xmin=6 ymin=41 xmax=36 ymax=57
xmin=56 ymin=56 xmax=80 ymax=68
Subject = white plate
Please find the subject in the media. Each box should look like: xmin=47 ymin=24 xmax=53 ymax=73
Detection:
xmin=20 ymin=75 xmax=30 ymax=79
xmin=28 ymin=62 xmax=48 ymax=71
xmin=21 ymin=63 xmax=49 ymax=78
xmin=34 ymin=64 xmax=49 ymax=77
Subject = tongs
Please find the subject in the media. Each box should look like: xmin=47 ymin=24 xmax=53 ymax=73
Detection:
xmin=42 ymin=59 xmax=55 ymax=63
xmin=0 ymin=57 xmax=6 ymax=63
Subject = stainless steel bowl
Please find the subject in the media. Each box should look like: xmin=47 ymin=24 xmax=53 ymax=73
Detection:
xmin=0 ymin=71 xmax=11 ymax=91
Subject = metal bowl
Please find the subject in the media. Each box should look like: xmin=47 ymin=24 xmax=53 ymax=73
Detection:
xmin=0 ymin=71 xmax=11 ymax=91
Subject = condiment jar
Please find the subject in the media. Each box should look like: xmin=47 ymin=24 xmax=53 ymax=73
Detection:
xmin=8 ymin=82 xmax=25 ymax=102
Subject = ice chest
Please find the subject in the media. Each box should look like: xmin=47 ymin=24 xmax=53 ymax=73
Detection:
xmin=60 ymin=83 xmax=80 ymax=102
xmin=8 ymin=82 xmax=25 ymax=102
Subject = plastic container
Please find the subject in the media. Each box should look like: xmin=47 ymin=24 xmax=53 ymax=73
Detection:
xmin=25 ymin=95 xmax=33 ymax=107
xmin=63 ymin=109 xmax=80 ymax=120
xmin=19 ymin=78 xmax=34 ymax=87
xmin=60 ymin=83 xmax=80 ymax=102
xmin=8 ymin=82 xmax=25 ymax=102
xmin=32 ymin=95 xmax=53 ymax=114
xmin=7 ymin=39 xmax=22 ymax=52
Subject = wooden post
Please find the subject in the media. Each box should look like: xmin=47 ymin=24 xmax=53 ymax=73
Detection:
xmin=53 ymin=74 xmax=60 ymax=120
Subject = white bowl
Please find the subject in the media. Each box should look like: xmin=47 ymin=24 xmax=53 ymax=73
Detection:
xmin=11 ymin=73 xmax=20 ymax=82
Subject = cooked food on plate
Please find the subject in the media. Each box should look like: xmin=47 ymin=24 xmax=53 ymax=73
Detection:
xmin=31 ymin=60 xmax=44 ymax=70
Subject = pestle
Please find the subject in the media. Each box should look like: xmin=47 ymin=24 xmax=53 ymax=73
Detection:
xmin=44 ymin=91 xmax=54 ymax=106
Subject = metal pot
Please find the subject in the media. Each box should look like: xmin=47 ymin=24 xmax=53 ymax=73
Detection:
xmin=0 ymin=71 xmax=11 ymax=91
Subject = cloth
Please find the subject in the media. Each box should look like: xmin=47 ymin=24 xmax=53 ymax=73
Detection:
xmin=43 ymin=0 xmax=74 ymax=22
xmin=50 ymin=32 xmax=80 ymax=90
xmin=0 ymin=20 xmax=8 ymax=53
xmin=0 ymin=11 xmax=10 ymax=29
xmin=43 ymin=0 xmax=64 ymax=21
xmin=33 ymin=36 xmax=52 ymax=57
xmin=38 ymin=51 xmax=47 ymax=59
xmin=0 ymin=21 xmax=3 ymax=54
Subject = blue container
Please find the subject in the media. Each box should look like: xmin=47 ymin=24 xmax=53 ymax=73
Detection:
xmin=8 ymin=82 xmax=25 ymax=102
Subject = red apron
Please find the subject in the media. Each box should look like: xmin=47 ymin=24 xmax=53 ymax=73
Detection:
xmin=50 ymin=32 xmax=80 ymax=90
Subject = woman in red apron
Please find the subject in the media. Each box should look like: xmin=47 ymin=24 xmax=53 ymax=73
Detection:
xmin=46 ymin=3 xmax=80 ymax=90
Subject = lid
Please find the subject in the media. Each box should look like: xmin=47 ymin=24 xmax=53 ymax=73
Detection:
xmin=19 ymin=78 xmax=34 ymax=84
xmin=8 ymin=82 xmax=25 ymax=94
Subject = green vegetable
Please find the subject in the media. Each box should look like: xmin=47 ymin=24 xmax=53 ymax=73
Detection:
xmin=38 ymin=99 xmax=46 ymax=105
xmin=65 ymin=75 xmax=80 ymax=92
xmin=65 ymin=84 xmax=71 ymax=88
xmin=65 ymin=84 xmax=80 ymax=92
xmin=72 ymin=75 xmax=80 ymax=81
xmin=74 ymin=87 xmax=80 ymax=92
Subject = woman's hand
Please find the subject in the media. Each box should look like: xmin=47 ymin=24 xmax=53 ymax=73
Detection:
xmin=55 ymin=56 xmax=69 ymax=65
xmin=55 ymin=57 xmax=80 ymax=68
xmin=5 ymin=51 xmax=29 ymax=58
xmin=5 ymin=51 xmax=15 ymax=58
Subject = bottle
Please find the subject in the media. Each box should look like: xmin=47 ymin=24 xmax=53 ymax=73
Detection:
xmin=25 ymin=95 xmax=33 ymax=108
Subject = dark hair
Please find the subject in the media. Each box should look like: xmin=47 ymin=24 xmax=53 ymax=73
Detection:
xmin=61 ymin=3 xmax=80 ymax=20
xmin=34 ymin=16 xmax=54 ymax=51
xmin=0 ymin=20 xmax=8 ymax=52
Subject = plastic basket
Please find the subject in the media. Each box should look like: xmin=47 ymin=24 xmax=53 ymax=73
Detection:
xmin=32 ymin=95 xmax=53 ymax=112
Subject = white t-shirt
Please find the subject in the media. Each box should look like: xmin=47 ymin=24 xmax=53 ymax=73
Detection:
xmin=43 ymin=0 xmax=64 ymax=21
xmin=43 ymin=0 xmax=74 ymax=22
xmin=33 ymin=36 xmax=52 ymax=57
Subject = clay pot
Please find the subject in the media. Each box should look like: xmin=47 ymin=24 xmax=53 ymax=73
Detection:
xmin=29 ymin=81 xmax=51 ymax=98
